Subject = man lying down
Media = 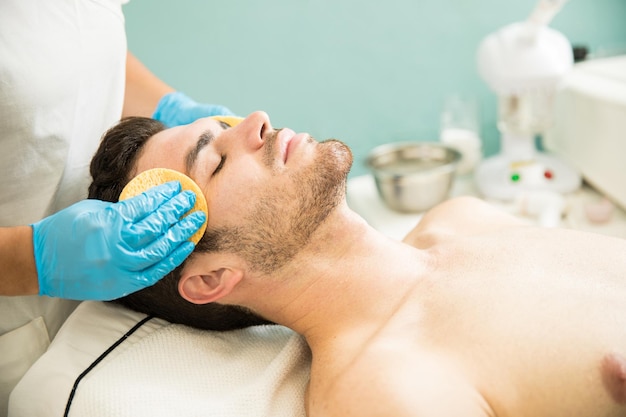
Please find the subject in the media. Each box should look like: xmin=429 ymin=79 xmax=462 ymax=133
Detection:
xmin=89 ymin=111 xmax=626 ymax=417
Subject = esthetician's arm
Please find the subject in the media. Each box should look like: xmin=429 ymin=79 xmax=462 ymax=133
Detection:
xmin=122 ymin=52 xmax=175 ymax=118
xmin=123 ymin=52 xmax=234 ymax=126
xmin=0 ymin=225 xmax=38 ymax=295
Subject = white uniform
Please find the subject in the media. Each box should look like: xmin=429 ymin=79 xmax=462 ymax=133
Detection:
xmin=0 ymin=0 xmax=128 ymax=414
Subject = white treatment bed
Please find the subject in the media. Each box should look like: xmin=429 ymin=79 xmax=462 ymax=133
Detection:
xmin=8 ymin=301 xmax=311 ymax=417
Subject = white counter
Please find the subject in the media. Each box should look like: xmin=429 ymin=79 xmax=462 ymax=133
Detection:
xmin=346 ymin=174 xmax=626 ymax=241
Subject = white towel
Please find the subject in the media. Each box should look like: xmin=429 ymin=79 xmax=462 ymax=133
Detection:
xmin=9 ymin=302 xmax=311 ymax=417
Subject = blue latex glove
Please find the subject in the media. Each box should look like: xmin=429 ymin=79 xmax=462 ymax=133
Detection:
xmin=152 ymin=91 xmax=234 ymax=127
xmin=32 ymin=181 xmax=207 ymax=301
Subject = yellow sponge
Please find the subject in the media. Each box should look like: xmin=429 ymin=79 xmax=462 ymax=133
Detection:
xmin=120 ymin=168 xmax=208 ymax=244
xmin=209 ymin=115 xmax=244 ymax=128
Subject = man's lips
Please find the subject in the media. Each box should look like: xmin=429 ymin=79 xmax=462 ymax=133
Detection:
xmin=277 ymin=128 xmax=308 ymax=164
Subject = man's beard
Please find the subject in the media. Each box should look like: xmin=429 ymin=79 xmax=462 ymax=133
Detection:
xmin=199 ymin=132 xmax=353 ymax=275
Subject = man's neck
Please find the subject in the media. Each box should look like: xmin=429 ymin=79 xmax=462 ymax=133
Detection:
xmin=242 ymin=203 xmax=429 ymax=351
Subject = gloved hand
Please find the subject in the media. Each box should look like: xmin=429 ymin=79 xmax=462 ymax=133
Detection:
xmin=153 ymin=91 xmax=234 ymax=127
xmin=32 ymin=181 xmax=207 ymax=301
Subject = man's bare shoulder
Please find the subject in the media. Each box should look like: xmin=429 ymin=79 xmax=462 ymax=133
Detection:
xmin=309 ymin=346 xmax=494 ymax=417
xmin=402 ymin=196 xmax=527 ymax=248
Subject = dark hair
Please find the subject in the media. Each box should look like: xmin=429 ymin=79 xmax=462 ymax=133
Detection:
xmin=89 ymin=117 xmax=273 ymax=331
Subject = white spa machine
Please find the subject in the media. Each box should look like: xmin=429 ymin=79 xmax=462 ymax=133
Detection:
xmin=475 ymin=0 xmax=581 ymax=201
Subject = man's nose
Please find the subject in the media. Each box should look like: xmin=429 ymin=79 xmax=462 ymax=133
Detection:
xmin=234 ymin=111 xmax=272 ymax=149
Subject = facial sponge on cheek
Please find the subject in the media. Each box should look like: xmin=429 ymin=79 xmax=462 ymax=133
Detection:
xmin=119 ymin=168 xmax=208 ymax=244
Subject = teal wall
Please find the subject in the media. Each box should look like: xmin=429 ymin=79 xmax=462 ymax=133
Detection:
xmin=124 ymin=0 xmax=626 ymax=177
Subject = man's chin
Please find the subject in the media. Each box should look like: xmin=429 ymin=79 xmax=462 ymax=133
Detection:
xmin=322 ymin=138 xmax=353 ymax=176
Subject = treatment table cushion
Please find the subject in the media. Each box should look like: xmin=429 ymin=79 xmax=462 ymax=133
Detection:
xmin=8 ymin=301 xmax=310 ymax=417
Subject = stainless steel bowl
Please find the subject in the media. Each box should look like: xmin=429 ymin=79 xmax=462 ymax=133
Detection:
xmin=365 ymin=142 xmax=461 ymax=213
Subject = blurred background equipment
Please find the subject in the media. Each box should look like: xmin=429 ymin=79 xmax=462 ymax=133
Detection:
xmin=439 ymin=95 xmax=482 ymax=176
xmin=365 ymin=142 xmax=461 ymax=213
xmin=543 ymin=54 xmax=626 ymax=211
xmin=475 ymin=0 xmax=581 ymax=201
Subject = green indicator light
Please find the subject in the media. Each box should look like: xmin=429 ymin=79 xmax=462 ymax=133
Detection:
xmin=511 ymin=173 xmax=520 ymax=182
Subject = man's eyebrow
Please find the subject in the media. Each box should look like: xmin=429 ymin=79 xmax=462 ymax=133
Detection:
xmin=185 ymin=130 xmax=215 ymax=174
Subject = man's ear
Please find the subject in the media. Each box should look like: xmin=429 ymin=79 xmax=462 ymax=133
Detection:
xmin=178 ymin=267 xmax=244 ymax=305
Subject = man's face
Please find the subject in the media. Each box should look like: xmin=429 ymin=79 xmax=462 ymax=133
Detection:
xmin=134 ymin=111 xmax=353 ymax=274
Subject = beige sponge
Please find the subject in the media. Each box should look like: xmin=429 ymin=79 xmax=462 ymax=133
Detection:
xmin=209 ymin=115 xmax=244 ymax=127
xmin=120 ymin=168 xmax=208 ymax=244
